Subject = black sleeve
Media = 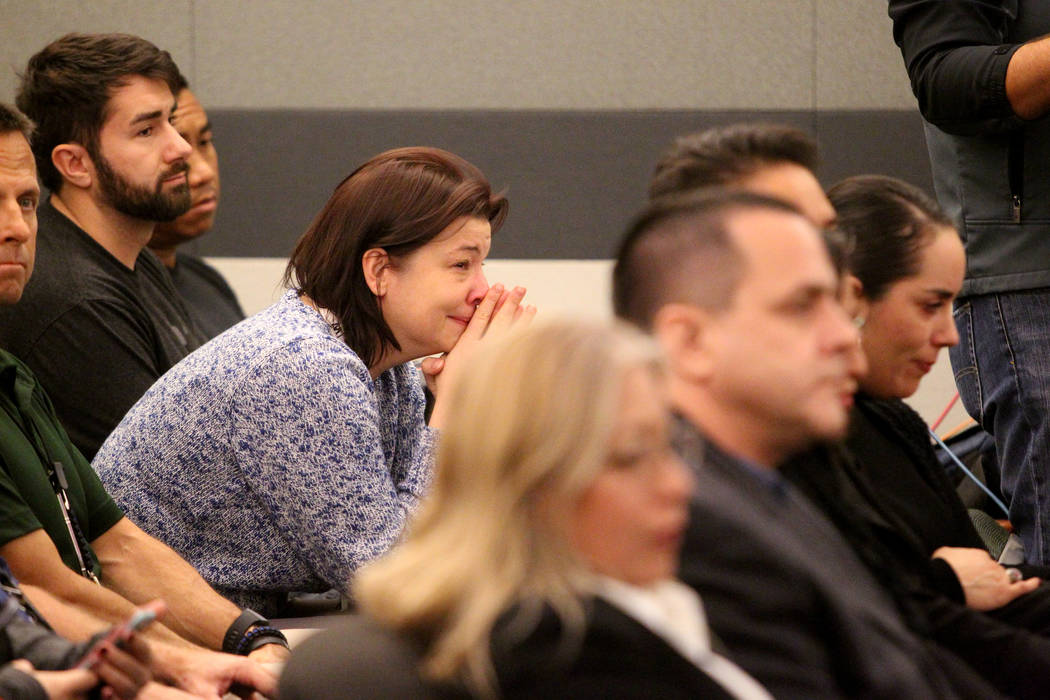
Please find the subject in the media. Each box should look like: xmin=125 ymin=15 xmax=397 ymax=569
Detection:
xmin=0 ymin=618 xmax=87 ymax=671
xmin=889 ymin=0 xmax=1025 ymax=133
xmin=0 ymin=666 xmax=47 ymax=700
xmin=918 ymin=588 xmax=1050 ymax=698
xmin=928 ymin=557 xmax=967 ymax=603
xmin=23 ymin=299 xmax=168 ymax=461
xmin=677 ymin=514 xmax=841 ymax=698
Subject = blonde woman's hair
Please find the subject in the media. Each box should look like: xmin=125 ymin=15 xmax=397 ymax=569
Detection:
xmin=354 ymin=318 xmax=663 ymax=697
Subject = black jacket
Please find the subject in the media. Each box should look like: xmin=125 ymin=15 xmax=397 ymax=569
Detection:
xmin=889 ymin=0 xmax=1050 ymax=295
xmin=674 ymin=421 xmax=998 ymax=698
xmin=781 ymin=394 xmax=1050 ymax=699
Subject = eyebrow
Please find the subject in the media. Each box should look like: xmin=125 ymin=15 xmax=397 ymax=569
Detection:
xmin=926 ymin=289 xmax=955 ymax=300
xmin=450 ymin=244 xmax=484 ymax=256
xmin=783 ymin=283 xmax=833 ymax=302
xmin=130 ymin=109 xmax=164 ymax=126
xmin=16 ymin=181 xmax=40 ymax=197
xmin=201 ymin=120 xmax=213 ymax=133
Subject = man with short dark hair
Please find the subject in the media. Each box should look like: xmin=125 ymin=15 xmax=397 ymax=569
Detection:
xmin=0 ymin=33 xmax=207 ymax=461
xmin=613 ymin=191 xmax=1004 ymax=697
xmin=649 ymin=123 xmax=836 ymax=228
xmin=148 ymin=73 xmax=244 ymax=339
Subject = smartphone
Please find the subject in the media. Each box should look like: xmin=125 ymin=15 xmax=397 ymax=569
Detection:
xmin=75 ymin=600 xmax=166 ymax=669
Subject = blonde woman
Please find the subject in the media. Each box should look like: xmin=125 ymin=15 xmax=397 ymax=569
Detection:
xmin=279 ymin=320 xmax=771 ymax=699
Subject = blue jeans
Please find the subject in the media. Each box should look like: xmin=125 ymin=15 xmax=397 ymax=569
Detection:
xmin=952 ymin=290 xmax=1050 ymax=564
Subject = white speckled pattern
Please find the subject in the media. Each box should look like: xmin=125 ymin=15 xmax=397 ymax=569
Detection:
xmin=93 ymin=291 xmax=435 ymax=615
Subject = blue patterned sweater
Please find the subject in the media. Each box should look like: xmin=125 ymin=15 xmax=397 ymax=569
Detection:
xmin=92 ymin=290 xmax=435 ymax=615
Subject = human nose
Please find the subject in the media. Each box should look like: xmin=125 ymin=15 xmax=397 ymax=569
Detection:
xmin=186 ymin=148 xmax=215 ymax=189
xmin=658 ymin=453 xmax=695 ymax=505
xmin=164 ymin=122 xmax=192 ymax=162
xmin=933 ymin=307 xmax=960 ymax=347
xmin=0 ymin=198 xmax=32 ymax=244
xmin=465 ymin=268 xmax=489 ymax=306
xmin=822 ymin=299 xmax=860 ymax=355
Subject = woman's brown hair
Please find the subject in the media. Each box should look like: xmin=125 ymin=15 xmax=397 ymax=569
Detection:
xmin=284 ymin=147 xmax=508 ymax=368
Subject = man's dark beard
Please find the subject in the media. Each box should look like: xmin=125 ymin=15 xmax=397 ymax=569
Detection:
xmin=93 ymin=151 xmax=191 ymax=222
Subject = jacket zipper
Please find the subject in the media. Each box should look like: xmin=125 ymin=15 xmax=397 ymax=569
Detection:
xmin=1009 ymin=131 xmax=1024 ymax=223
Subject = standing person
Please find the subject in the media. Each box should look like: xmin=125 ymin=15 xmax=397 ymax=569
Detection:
xmin=0 ymin=33 xmax=206 ymax=461
xmin=889 ymin=1 xmax=1050 ymax=564
xmin=95 ymin=147 xmax=534 ymax=616
xmin=147 ymin=73 xmax=245 ymax=340
xmin=613 ymin=190 xmax=1003 ymax=697
xmin=282 ymin=320 xmax=772 ymax=699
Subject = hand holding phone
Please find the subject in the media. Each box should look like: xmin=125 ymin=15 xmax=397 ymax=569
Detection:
xmin=76 ymin=600 xmax=165 ymax=670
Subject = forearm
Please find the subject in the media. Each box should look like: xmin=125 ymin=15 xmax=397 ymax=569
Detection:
xmin=93 ymin=521 xmax=238 ymax=650
xmin=1005 ymin=35 xmax=1050 ymax=119
xmin=20 ymin=579 xmax=188 ymax=650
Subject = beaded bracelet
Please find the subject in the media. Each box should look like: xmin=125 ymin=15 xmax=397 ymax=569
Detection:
xmin=234 ymin=625 xmax=289 ymax=655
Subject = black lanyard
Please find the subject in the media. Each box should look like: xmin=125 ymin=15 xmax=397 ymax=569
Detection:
xmin=45 ymin=460 xmax=101 ymax=585
xmin=6 ymin=393 xmax=101 ymax=585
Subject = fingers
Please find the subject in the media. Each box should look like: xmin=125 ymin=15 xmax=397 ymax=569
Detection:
xmin=56 ymin=668 xmax=98 ymax=696
xmin=461 ymin=284 xmax=504 ymax=341
xmin=491 ymin=286 xmax=514 ymax=315
xmin=487 ymin=286 xmax=527 ymax=335
xmin=95 ymin=643 xmax=151 ymax=699
xmin=517 ymin=303 xmax=537 ymax=326
xmin=1013 ymin=575 xmax=1041 ymax=595
xmin=230 ymin=659 xmax=278 ymax=698
xmin=134 ymin=681 xmax=200 ymax=699
xmin=419 ymin=356 xmax=445 ymax=377
xmin=10 ymin=660 xmax=33 ymax=674
xmin=124 ymin=634 xmax=152 ymax=668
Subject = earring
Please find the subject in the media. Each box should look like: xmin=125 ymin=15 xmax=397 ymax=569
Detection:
xmin=853 ymin=316 xmax=866 ymax=330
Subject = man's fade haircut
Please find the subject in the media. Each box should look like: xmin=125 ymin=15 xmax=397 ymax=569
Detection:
xmin=16 ymin=33 xmax=183 ymax=191
xmin=613 ymin=189 xmax=801 ymax=330
xmin=649 ymin=123 xmax=819 ymax=200
xmin=0 ymin=104 xmax=34 ymax=143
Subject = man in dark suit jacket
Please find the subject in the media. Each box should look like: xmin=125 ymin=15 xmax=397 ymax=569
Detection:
xmin=612 ymin=191 xmax=1001 ymax=698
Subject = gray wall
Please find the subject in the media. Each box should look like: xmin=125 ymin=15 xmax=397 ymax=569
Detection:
xmin=2 ymin=2 xmax=915 ymax=110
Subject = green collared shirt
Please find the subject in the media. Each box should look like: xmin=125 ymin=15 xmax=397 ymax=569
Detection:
xmin=0 ymin=349 xmax=122 ymax=578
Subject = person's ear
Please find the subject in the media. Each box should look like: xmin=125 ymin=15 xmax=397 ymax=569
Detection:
xmin=362 ymin=248 xmax=390 ymax=297
xmin=652 ymin=303 xmax=718 ymax=382
xmin=51 ymin=143 xmax=93 ymax=190
xmin=841 ymin=273 xmax=869 ymax=327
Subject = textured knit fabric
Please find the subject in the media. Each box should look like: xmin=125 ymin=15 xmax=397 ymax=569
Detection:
xmin=0 ymin=348 xmax=123 ymax=577
xmin=93 ymin=290 xmax=435 ymax=616
xmin=0 ymin=199 xmax=206 ymax=460
xmin=169 ymin=252 xmax=245 ymax=340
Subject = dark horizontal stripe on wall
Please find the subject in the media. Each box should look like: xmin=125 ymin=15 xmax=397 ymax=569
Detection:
xmin=191 ymin=109 xmax=932 ymax=260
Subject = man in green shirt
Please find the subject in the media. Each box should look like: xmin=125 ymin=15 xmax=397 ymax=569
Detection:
xmin=0 ymin=92 xmax=279 ymax=697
